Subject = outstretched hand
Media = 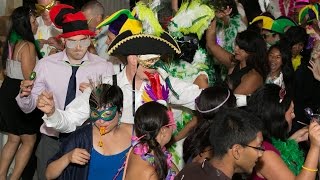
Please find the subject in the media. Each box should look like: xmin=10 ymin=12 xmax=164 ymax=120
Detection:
xmin=215 ymin=6 xmax=232 ymax=19
xmin=37 ymin=91 xmax=55 ymax=117
xmin=308 ymin=60 xmax=320 ymax=81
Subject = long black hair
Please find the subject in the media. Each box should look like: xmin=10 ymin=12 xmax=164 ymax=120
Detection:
xmin=268 ymin=43 xmax=294 ymax=95
xmin=134 ymin=101 xmax=170 ymax=179
xmin=235 ymin=30 xmax=268 ymax=80
xmin=246 ymin=84 xmax=292 ymax=141
xmin=1 ymin=6 xmax=43 ymax=69
xmin=183 ymin=85 xmax=236 ymax=162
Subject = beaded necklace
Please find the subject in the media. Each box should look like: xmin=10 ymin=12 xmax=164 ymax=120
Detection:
xmin=278 ymin=0 xmax=295 ymax=17
xmin=131 ymin=136 xmax=176 ymax=180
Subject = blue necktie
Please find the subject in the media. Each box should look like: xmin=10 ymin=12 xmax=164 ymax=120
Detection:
xmin=64 ymin=65 xmax=80 ymax=109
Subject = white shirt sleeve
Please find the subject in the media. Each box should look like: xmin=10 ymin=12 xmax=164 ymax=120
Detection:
xmin=168 ymin=76 xmax=202 ymax=110
xmin=235 ymin=94 xmax=247 ymax=107
xmin=42 ymin=87 xmax=92 ymax=133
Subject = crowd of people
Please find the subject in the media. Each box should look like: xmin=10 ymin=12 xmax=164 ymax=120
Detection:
xmin=0 ymin=0 xmax=320 ymax=179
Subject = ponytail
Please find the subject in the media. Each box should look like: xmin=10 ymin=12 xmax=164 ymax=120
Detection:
xmin=148 ymin=138 xmax=168 ymax=179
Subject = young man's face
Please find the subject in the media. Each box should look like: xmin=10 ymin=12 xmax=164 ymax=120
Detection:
xmin=261 ymin=29 xmax=279 ymax=47
xmin=236 ymin=132 xmax=264 ymax=174
xmin=83 ymin=10 xmax=103 ymax=32
xmin=64 ymin=35 xmax=90 ymax=60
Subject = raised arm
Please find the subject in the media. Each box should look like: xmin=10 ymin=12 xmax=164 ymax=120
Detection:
xmin=167 ymin=76 xmax=202 ymax=110
xmin=40 ymin=87 xmax=92 ymax=133
xmin=206 ymin=19 xmax=234 ymax=69
xmin=257 ymin=121 xmax=320 ymax=180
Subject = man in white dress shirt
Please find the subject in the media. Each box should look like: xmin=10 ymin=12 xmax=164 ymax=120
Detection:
xmin=36 ymin=30 xmax=203 ymax=134
xmin=17 ymin=4 xmax=114 ymax=179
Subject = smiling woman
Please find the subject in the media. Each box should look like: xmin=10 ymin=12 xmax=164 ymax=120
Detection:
xmin=265 ymin=43 xmax=294 ymax=92
xmin=207 ymin=24 xmax=268 ymax=95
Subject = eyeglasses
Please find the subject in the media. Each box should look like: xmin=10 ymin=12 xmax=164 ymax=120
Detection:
xmin=65 ymin=38 xmax=91 ymax=49
xmin=243 ymin=144 xmax=265 ymax=152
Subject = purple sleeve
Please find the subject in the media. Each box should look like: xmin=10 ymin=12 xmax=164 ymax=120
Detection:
xmin=16 ymin=60 xmax=47 ymax=113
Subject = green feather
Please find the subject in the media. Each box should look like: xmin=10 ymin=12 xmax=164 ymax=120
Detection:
xmin=168 ymin=0 xmax=215 ymax=39
xmin=272 ymin=138 xmax=304 ymax=175
xmin=134 ymin=2 xmax=163 ymax=36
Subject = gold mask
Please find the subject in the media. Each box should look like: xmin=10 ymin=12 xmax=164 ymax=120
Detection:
xmin=35 ymin=0 xmax=56 ymax=16
xmin=137 ymin=54 xmax=160 ymax=69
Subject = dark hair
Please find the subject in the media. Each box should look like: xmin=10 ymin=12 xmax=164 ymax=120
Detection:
xmin=183 ymin=85 xmax=236 ymax=162
xmin=268 ymin=43 xmax=294 ymax=94
xmin=235 ymin=30 xmax=268 ymax=80
xmin=134 ymin=102 xmax=170 ymax=179
xmin=246 ymin=84 xmax=292 ymax=141
xmin=175 ymin=34 xmax=199 ymax=63
xmin=209 ymin=107 xmax=262 ymax=158
xmin=1 ymin=6 xmax=42 ymax=69
xmin=89 ymin=84 xmax=123 ymax=113
xmin=238 ymin=0 xmax=262 ymax=22
xmin=284 ymin=26 xmax=308 ymax=48
xmin=211 ymin=0 xmax=239 ymax=17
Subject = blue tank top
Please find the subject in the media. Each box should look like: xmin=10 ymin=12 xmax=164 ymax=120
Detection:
xmin=87 ymin=147 xmax=130 ymax=180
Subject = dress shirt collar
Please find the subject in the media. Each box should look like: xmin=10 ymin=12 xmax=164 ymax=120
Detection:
xmin=118 ymin=67 xmax=130 ymax=86
xmin=59 ymin=50 xmax=90 ymax=64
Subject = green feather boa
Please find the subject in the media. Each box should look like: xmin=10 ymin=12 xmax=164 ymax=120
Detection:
xmin=9 ymin=30 xmax=44 ymax=57
xmin=271 ymin=138 xmax=304 ymax=175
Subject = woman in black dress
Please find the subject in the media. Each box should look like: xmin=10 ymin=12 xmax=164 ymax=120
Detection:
xmin=0 ymin=6 xmax=43 ymax=179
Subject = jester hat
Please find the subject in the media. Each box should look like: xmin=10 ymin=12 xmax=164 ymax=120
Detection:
xmin=298 ymin=3 xmax=319 ymax=24
xmin=96 ymin=9 xmax=142 ymax=36
xmin=251 ymin=15 xmax=297 ymax=34
xmin=49 ymin=4 xmax=95 ymax=38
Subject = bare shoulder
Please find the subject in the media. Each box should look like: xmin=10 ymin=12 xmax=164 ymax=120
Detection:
xmin=126 ymin=153 xmax=158 ymax=180
xmin=120 ymin=123 xmax=133 ymax=135
xmin=257 ymin=150 xmax=295 ymax=179
xmin=140 ymin=163 xmax=158 ymax=180
xmin=244 ymin=69 xmax=263 ymax=81
xmin=15 ymin=41 xmax=35 ymax=52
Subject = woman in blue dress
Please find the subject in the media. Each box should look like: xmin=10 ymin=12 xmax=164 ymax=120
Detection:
xmin=45 ymin=84 xmax=133 ymax=180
